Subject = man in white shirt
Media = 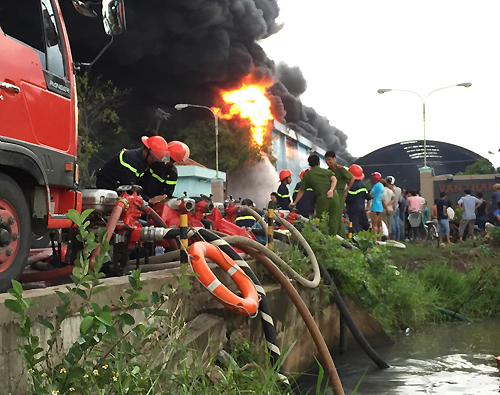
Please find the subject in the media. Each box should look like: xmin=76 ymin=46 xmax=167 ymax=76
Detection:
xmin=386 ymin=176 xmax=402 ymax=240
xmin=381 ymin=179 xmax=395 ymax=239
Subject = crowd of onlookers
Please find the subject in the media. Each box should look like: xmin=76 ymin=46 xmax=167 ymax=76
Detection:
xmin=245 ymin=153 xmax=500 ymax=244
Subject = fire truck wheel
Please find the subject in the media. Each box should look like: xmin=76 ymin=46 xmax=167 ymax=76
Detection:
xmin=0 ymin=173 xmax=31 ymax=293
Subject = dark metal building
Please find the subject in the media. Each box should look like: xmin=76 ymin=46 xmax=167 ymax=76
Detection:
xmin=355 ymin=140 xmax=483 ymax=191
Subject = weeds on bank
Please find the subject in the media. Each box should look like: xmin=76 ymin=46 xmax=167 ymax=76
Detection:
xmin=291 ymin=218 xmax=500 ymax=334
xmin=4 ymin=210 xmax=291 ymax=395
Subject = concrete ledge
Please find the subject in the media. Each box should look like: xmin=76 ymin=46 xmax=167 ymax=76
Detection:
xmin=0 ymin=264 xmax=391 ymax=393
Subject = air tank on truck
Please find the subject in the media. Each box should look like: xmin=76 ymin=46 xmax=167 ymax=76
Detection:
xmin=0 ymin=0 xmax=126 ymax=291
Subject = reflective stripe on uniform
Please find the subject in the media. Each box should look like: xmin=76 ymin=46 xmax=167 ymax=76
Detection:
xmin=348 ymin=188 xmax=368 ymax=195
xmin=236 ymin=216 xmax=256 ymax=222
xmin=119 ymin=150 xmax=144 ymax=178
xmin=276 ymin=192 xmax=290 ymax=198
xmin=148 ymin=167 xmax=177 ymax=185
xmin=294 ymin=188 xmax=312 ymax=193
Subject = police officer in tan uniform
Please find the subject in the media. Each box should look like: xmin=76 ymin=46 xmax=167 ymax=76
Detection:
xmin=325 ymin=151 xmax=354 ymax=237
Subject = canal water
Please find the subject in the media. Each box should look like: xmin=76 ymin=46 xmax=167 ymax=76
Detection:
xmin=296 ymin=319 xmax=500 ymax=394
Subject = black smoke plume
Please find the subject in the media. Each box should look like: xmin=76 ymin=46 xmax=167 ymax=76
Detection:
xmin=61 ymin=0 xmax=352 ymax=160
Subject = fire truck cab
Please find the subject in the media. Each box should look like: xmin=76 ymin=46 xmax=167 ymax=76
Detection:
xmin=0 ymin=0 xmax=125 ymax=291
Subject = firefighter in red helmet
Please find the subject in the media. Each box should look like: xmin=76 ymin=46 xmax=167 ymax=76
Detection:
xmin=140 ymin=141 xmax=190 ymax=203
xmin=345 ymin=164 xmax=372 ymax=232
xmin=96 ymin=133 xmax=170 ymax=191
xmin=276 ymin=169 xmax=292 ymax=210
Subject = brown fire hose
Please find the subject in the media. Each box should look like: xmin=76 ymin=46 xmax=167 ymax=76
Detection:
xmin=223 ymin=238 xmax=345 ymax=395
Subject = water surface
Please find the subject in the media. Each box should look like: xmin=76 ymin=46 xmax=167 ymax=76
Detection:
xmin=297 ymin=319 xmax=500 ymax=394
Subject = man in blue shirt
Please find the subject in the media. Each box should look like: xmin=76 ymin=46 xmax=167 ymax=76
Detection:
xmin=370 ymin=172 xmax=384 ymax=239
xmin=457 ymin=189 xmax=482 ymax=241
xmin=436 ymin=192 xmax=450 ymax=245
xmin=489 ymin=183 xmax=500 ymax=224
xmin=493 ymin=201 xmax=500 ymax=227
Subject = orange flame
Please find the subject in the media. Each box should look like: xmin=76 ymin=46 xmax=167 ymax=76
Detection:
xmin=213 ymin=83 xmax=273 ymax=147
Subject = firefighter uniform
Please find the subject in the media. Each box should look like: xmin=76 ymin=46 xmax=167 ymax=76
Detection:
xmin=300 ymin=166 xmax=338 ymax=235
xmin=293 ymin=181 xmax=315 ymax=218
xmin=330 ymin=165 xmax=353 ymax=237
xmin=276 ymin=183 xmax=291 ymax=210
xmin=139 ymin=162 xmax=178 ymax=201
xmin=346 ymin=180 xmax=371 ymax=232
xmin=235 ymin=215 xmax=256 ymax=228
xmin=96 ymin=149 xmax=146 ymax=191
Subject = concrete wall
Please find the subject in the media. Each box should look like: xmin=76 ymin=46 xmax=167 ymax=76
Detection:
xmin=0 ymin=265 xmax=390 ymax=394
xmin=419 ymin=171 xmax=499 ymax=206
xmin=176 ymin=165 xmax=226 ymax=199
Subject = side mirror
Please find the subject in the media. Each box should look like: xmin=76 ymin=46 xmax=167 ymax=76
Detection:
xmin=102 ymin=0 xmax=127 ymax=36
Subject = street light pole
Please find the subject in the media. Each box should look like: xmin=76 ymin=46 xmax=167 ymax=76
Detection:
xmin=377 ymin=82 xmax=471 ymax=168
xmin=175 ymin=103 xmax=233 ymax=179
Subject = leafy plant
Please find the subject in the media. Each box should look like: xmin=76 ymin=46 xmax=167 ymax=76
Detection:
xmin=352 ymin=230 xmax=379 ymax=253
xmin=6 ymin=210 xmax=297 ymax=394
xmin=489 ymin=226 xmax=500 ymax=248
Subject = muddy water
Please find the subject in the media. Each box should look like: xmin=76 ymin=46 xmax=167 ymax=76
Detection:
xmin=297 ymin=319 xmax=500 ymax=394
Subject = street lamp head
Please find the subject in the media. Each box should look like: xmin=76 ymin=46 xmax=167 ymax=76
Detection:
xmin=175 ymin=104 xmax=189 ymax=110
xmin=377 ymin=89 xmax=391 ymax=94
xmin=457 ymin=82 xmax=472 ymax=88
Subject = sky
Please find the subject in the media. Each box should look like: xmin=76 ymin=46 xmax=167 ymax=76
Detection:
xmin=260 ymin=0 xmax=500 ymax=168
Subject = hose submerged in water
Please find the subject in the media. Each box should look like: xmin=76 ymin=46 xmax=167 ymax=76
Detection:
xmin=268 ymin=216 xmax=391 ymax=369
xmin=223 ymin=237 xmax=345 ymax=395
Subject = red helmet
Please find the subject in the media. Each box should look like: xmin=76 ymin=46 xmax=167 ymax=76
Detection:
xmin=299 ymin=169 xmax=309 ymax=180
xmin=141 ymin=136 xmax=169 ymax=162
xmin=168 ymin=141 xmax=190 ymax=163
xmin=279 ymin=169 xmax=292 ymax=182
xmin=348 ymin=164 xmax=364 ymax=180
xmin=372 ymin=172 xmax=382 ymax=182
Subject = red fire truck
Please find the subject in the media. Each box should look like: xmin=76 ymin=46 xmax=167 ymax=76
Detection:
xmin=0 ymin=0 xmax=126 ymax=291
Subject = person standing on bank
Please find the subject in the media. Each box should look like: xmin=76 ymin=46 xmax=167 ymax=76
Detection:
xmin=437 ymin=192 xmax=451 ymax=245
xmin=488 ymin=183 xmax=500 ymax=224
xmin=276 ymin=169 xmax=293 ymax=210
xmin=370 ymin=172 xmax=384 ymax=240
xmin=290 ymin=154 xmax=338 ymax=235
xmin=292 ymin=169 xmax=315 ymax=218
xmin=457 ymin=189 xmax=482 ymax=241
xmin=325 ymin=151 xmax=354 ymax=237
xmin=345 ymin=164 xmax=371 ymax=232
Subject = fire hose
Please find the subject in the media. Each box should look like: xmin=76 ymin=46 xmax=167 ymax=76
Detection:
xmin=222 ymin=237 xmax=345 ymax=395
xmin=239 ymin=205 xmax=268 ymax=234
xmin=140 ymin=226 xmax=286 ymax=382
xmin=19 ymin=201 xmax=126 ymax=283
xmin=175 ymin=227 xmax=287 ymax=383
xmin=269 ymin=215 xmax=390 ymax=369
xmin=236 ymin=207 xmax=320 ymax=289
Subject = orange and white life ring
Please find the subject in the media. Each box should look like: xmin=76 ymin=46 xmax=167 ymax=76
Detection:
xmin=189 ymin=241 xmax=259 ymax=316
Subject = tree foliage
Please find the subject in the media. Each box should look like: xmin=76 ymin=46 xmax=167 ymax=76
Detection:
xmin=177 ymin=119 xmax=274 ymax=171
xmin=77 ymin=72 xmax=129 ymax=187
xmin=457 ymin=158 xmax=498 ymax=175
